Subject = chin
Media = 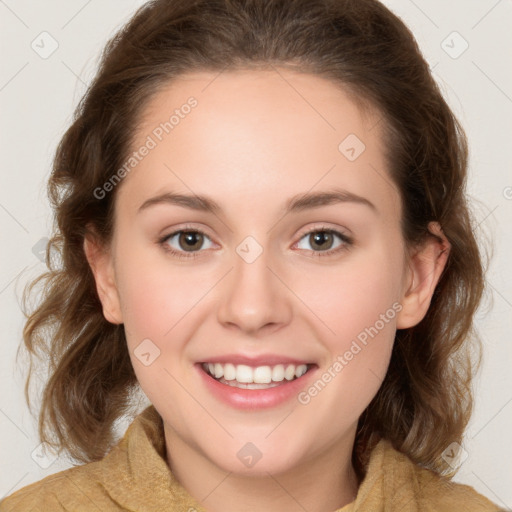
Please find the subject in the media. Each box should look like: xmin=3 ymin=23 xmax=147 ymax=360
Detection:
xmin=202 ymin=437 xmax=306 ymax=477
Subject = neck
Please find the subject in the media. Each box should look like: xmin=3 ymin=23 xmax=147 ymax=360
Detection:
xmin=164 ymin=424 xmax=359 ymax=512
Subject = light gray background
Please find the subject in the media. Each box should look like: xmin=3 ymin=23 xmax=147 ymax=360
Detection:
xmin=1 ymin=0 xmax=511 ymax=507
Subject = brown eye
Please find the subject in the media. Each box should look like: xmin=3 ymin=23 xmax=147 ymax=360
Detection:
xmin=294 ymin=227 xmax=353 ymax=258
xmin=308 ymin=231 xmax=335 ymax=251
xmin=296 ymin=229 xmax=349 ymax=253
xmin=161 ymin=230 xmax=214 ymax=254
xmin=178 ymin=231 xmax=204 ymax=251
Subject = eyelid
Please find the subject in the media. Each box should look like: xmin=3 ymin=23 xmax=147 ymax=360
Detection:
xmin=294 ymin=222 xmax=352 ymax=241
xmin=158 ymin=222 xmax=353 ymax=258
xmin=291 ymin=224 xmax=353 ymax=255
xmin=159 ymin=223 xmax=216 ymax=242
xmin=158 ymin=223 xmax=217 ymax=252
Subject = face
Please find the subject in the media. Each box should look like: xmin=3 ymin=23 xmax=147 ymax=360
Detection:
xmin=86 ymin=69 xmax=446 ymax=478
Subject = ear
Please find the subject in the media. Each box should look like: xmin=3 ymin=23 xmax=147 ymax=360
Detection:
xmin=83 ymin=226 xmax=123 ymax=325
xmin=396 ymin=222 xmax=450 ymax=329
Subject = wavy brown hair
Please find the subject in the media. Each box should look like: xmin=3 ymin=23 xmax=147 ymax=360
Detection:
xmin=19 ymin=0 xmax=485 ymax=479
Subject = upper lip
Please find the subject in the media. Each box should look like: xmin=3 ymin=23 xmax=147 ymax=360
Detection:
xmin=198 ymin=354 xmax=315 ymax=367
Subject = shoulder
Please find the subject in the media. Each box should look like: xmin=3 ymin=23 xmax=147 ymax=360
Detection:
xmin=413 ymin=470 xmax=502 ymax=511
xmin=0 ymin=460 xmax=121 ymax=512
xmin=0 ymin=405 xmax=167 ymax=512
xmin=368 ymin=439 xmax=504 ymax=512
xmin=398 ymin=448 xmax=502 ymax=511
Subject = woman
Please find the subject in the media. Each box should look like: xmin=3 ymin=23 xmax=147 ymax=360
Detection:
xmin=0 ymin=0 xmax=503 ymax=510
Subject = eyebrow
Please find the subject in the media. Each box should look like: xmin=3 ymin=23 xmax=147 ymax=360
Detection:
xmin=137 ymin=188 xmax=377 ymax=215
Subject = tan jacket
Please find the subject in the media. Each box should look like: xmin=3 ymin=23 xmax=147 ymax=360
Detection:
xmin=0 ymin=405 xmax=503 ymax=511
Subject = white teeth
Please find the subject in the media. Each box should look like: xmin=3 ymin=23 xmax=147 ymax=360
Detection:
xmin=202 ymin=362 xmax=309 ymax=384
xmin=236 ymin=364 xmax=253 ymax=383
xmin=223 ymin=363 xmax=236 ymax=381
xmin=284 ymin=364 xmax=296 ymax=380
xmin=218 ymin=377 xmax=281 ymax=389
xmin=295 ymin=364 xmax=308 ymax=378
xmin=272 ymin=364 xmax=285 ymax=382
xmin=253 ymin=366 xmax=272 ymax=384
xmin=214 ymin=363 xmax=224 ymax=379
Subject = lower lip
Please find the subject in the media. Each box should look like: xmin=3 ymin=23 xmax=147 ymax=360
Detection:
xmin=195 ymin=363 xmax=317 ymax=410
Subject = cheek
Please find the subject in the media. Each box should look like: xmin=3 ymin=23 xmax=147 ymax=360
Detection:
xmin=292 ymin=246 xmax=402 ymax=408
xmin=113 ymin=249 xmax=206 ymax=414
xmin=112 ymin=245 xmax=224 ymax=400
xmin=114 ymin=246 xmax=208 ymax=343
xmin=294 ymin=274 xmax=398 ymax=430
xmin=295 ymin=248 xmax=403 ymax=347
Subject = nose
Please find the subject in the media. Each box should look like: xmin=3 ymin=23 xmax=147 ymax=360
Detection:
xmin=216 ymin=245 xmax=293 ymax=336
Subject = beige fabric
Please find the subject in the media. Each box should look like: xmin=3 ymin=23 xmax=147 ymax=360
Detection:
xmin=0 ymin=405 xmax=502 ymax=511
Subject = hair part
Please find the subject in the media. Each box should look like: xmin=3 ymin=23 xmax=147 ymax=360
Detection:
xmin=20 ymin=0 xmax=484 ymax=479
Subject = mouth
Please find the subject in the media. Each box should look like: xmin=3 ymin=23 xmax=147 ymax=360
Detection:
xmin=200 ymin=361 xmax=316 ymax=390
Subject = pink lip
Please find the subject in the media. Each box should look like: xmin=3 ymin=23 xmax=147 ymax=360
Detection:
xmin=198 ymin=354 xmax=314 ymax=367
xmin=195 ymin=362 xmax=318 ymax=410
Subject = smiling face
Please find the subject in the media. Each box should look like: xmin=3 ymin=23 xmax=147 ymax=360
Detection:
xmin=85 ymin=68 xmax=448 ymax=490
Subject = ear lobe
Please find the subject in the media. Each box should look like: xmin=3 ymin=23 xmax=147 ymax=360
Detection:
xmin=396 ymin=222 xmax=450 ymax=329
xmin=83 ymin=228 xmax=123 ymax=325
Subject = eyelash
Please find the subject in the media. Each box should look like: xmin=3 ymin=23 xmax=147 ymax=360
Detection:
xmin=158 ymin=225 xmax=353 ymax=261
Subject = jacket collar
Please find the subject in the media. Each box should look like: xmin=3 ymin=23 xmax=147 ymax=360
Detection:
xmin=100 ymin=405 xmax=207 ymax=511
xmin=98 ymin=405 xmax=498 ymax=512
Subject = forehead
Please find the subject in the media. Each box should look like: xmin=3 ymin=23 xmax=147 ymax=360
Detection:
xmin=117 ymin=68 xmax=399 ymax=222
xmin=137 ymin=68 xmax=378 ymax=150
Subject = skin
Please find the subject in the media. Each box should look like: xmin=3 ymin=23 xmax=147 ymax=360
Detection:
xmin=84 ymin=69 xmax=450 ymax=512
